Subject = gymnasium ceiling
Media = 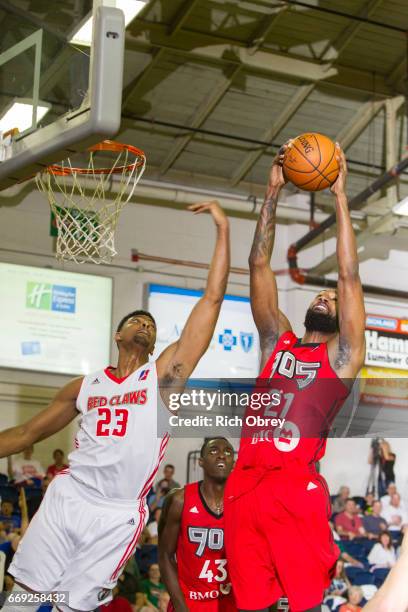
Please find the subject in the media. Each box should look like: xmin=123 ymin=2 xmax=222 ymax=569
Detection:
xmin=2 ymin=0 xmax=408 ymax=269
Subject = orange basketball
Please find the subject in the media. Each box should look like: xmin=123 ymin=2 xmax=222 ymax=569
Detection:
xmin=282 ymin=133 xmax=339 ymax=191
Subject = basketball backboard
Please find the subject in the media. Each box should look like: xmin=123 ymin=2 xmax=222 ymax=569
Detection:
xmin=0 ymin=0 xmax=128 ymax=191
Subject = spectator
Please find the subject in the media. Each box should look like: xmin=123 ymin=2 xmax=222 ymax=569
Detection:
xmin=147 ymin=509 xmax=161 ymax=545
xmin=362 ymin=530 xmax=408 ymax=611
xmin=116 ymin=560 xmax=140 ymax=604
xmin=8 ymin=445 xmax=44 ymax=485
xmin=0 ymin=489 xmax=29 ymax=572
xmin=134 ymin=592 xmax=156 ymax=611
xmin=156 ymin=465 xmax=180 ymax=495
xmin=157 ymin=591 xmax=170 ymax=611
xmin=135 ymin=528 xmax=158 ymax=576
xmin=3 ymin=574 xmax=14 ymax=592
xmin=148 ymin=488 xmax=167 ymax=513
xmin=363 ymin=500 xmax=387 ymax=538
xmin=332 ymin=486 xmax=350 ymax=514
xmin=46 ymin=449 xmax=68 ymax=479
xmin=324 ymin=559 xmax=351 ymax=611
xmin=42 ymin=475 xmax=51 ymax=494
xmin=327 ymin=559 xmax=351 ymax=596
xmin=140 ymin=564 xmax=165 ymax=607
xmin=335 ymin=499 xmax=366 ymax=540
xmin=363 ymin=492 xmax=375 ymax=514
xmin=339 ymin=586 xmax=364 ymax=612
xmin=380 ymin=482 xmax=398 ymax=508
xmin=0 ymin=501 xmax=20 ymax=532
xmin=331 ymin=525 xmax=364 ymax=567
xmin=100 ymin=585 xmax=133 ymax=612
xmin=382 ymin=493 xmax=408 ymax=535
xmin=368 ymin=531 xmax=396 ymax=569
xmin=379 ymin=440 xmax=396 ymax=490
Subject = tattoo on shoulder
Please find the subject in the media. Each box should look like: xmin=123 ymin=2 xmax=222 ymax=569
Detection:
xmin=334 ymin=337 xmax=351 ymax=370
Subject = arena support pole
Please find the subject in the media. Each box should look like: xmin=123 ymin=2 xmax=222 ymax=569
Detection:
xmin=287 ymin=155 xmax=408 ymax=299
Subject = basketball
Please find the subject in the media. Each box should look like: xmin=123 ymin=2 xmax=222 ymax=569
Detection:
xmin=282 ymin=133 xmax=339 ymax=191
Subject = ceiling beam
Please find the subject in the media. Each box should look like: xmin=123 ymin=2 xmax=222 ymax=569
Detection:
xmin=229 ymin=84 xmax=313 ymax=186
xmin=228 ymin=0 xmax=386 ymax=186
xmin=168 ymin=0 xmax=200 ymax=36
xmin=159 ymin=3 xmax=290 ymax=175
xmin=335 ymin=98 xmax=385 ymax=151
xmin=320 ymin=0 xmax=384 ymax=60
xmin=309 ymin=212 xmax=395 ymax=275
xmin=159 ymin=64 xmax=241 ymax=174
xmin=247 ymin=4 xmax=289 ymax=52
xmin=190 ymin=44 xmax=337 ymax=81
xmin=122 ymin=47 xmax=165 ymax=109
xmin=387 ymin=53 xmax=406 ymax=89
xmin=123 ymin=1 xmax=202 ymax=111
xmin=125 ymin=31 xmax=394 ymax=97
xmin=0 ymin=0 xmax=66 ymax=41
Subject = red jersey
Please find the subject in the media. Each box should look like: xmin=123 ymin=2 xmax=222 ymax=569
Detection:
xmin=236 ymin=331 xmax=350 ymax=474
xmin=46 ymin=464 xmax=69 ymax=478
xmin=175 ymin=482 xmax=233 ymax=604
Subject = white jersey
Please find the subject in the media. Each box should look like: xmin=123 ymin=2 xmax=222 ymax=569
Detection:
xmin=69 ymin=362 xmax=170 ymax=501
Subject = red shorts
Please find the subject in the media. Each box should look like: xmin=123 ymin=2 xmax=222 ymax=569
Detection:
xmin=167 ymin=594 xmax=237 ymax=611
xmin=224 ymin=465 xmax=339 ymax=611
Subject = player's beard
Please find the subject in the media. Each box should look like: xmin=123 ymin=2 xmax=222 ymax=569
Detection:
xmin=304 ymin=307 xmax=338 ymax=333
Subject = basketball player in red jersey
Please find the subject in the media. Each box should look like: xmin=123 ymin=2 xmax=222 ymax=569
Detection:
xmin=159 ymin=437 xmax=237 ymax=612
xmin=0 ymin=200 xmax=230 ymax=612
xmin=224 ymin=144 xmax=366 ymax=612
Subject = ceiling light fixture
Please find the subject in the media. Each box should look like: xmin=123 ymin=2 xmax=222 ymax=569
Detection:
xmin=70 ymin=0 xmax=147 ymax=46
xmin=392 ymin=197 xmax=408 ymax=216
xmin=0 ymin=100 xmax=51 ymax=133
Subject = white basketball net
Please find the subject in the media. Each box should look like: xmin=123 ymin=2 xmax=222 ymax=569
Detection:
xmin=36 ymin=143 xmax=146 ymax=264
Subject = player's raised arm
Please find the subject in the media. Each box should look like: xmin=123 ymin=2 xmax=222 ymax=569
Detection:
xmin=157 ymin=201 xmax=229 ymax=386
xmin=249 ymin=148 xmax=292 ymax=369
xmin=328 ymin=145 xmax=365 ymax=379
xmin=158 ymin=489 xmax=188 ymax=612
xmin=0 ymin=377 xmax=82 ymax=458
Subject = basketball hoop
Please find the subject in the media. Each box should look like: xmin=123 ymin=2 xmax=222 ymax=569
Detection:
xmin=36 ymin=140 xmax=146 ymax=264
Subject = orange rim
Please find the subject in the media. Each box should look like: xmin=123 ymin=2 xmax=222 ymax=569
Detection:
xmin=46 ymin=140 xmax=146 ymax=176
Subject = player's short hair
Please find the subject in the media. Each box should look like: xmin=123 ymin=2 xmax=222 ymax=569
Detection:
xmin=200 ymin=437 xmax=232 ymax=457
xmin=53 ymin=448 xmax=64 ymax=457
xmin=164 ymin=464 xmax=175 ymax=470
xmin=116 ymin=310 xmax=156 ymax=333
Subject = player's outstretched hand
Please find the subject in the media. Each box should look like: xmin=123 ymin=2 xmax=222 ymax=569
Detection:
xmin=330 ymin=143 xmax=347 ymax=197
xmin=187 ymin=201 xmax=228 ymax=228
xmin=268 ymin=139 xmax=293 ymax=192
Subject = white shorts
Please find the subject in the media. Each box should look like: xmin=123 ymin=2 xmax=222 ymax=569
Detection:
xmin=9 ymin=472 xmax=148 ymax=611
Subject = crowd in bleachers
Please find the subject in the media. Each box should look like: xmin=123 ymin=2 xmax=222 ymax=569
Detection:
xmin=326 ymin=482 xmax=408 ymax=611
xmin=0 ymin=447 xmax=175 ymax=611
xmin=1 ymin=446 xmax=407 ymax=611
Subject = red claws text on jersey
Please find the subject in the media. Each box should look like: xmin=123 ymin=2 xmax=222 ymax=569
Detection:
xmin=87 ymin=389 xmax=148 ymax=410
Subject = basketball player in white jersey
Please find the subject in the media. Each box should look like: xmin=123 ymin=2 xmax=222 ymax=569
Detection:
xmin=0 ymin=200 xmax=230 ymax=612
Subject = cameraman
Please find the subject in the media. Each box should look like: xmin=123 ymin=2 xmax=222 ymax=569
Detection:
xmin=380 ymin=439 xmax=396 ymax=489
xmin=368 ymin=438 xmax=396 ymax=498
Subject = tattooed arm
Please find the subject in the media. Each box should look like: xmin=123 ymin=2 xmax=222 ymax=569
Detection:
xmin=249 ymin=148 xmax=292 ymax=371
xmin=328 ymin=146 xmax=365 ymax=380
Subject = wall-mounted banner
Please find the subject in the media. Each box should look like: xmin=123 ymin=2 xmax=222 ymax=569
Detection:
xmin=147 ymin=284 xmax=260 ymax=378
xmin=365 ymin=314 xmax=408 ymax=371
